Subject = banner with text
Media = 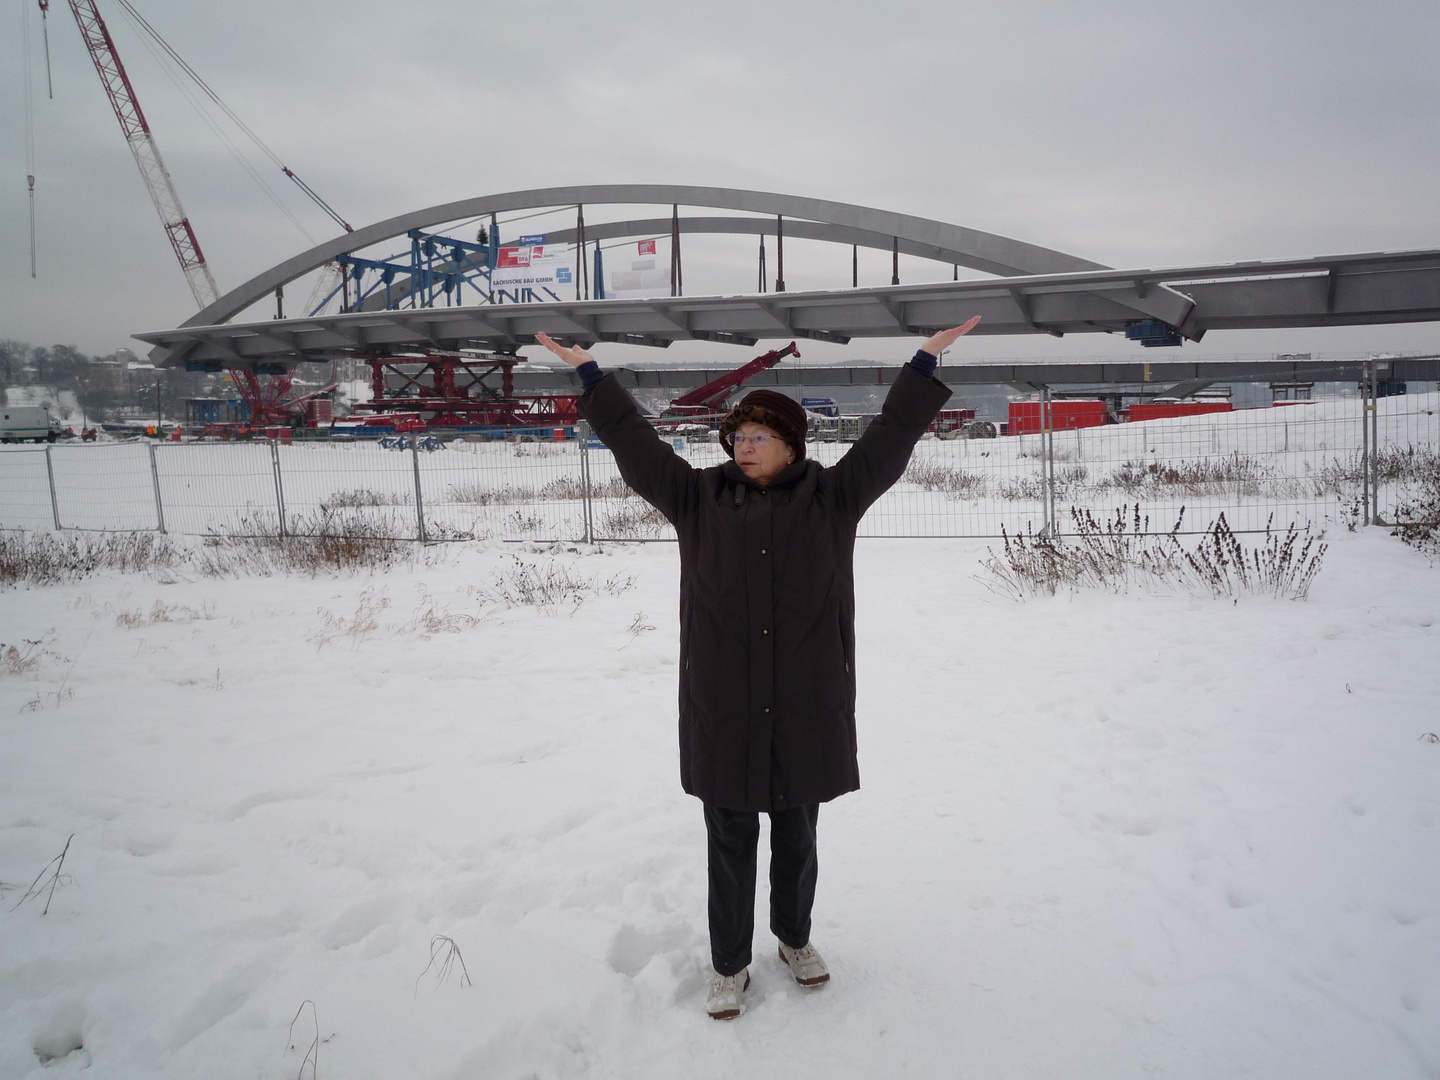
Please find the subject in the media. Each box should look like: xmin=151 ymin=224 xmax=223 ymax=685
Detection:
xmin=493 ymin=244 xmax=575 ymax=292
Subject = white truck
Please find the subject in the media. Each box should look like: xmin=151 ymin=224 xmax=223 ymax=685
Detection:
xmin=0 ymin=405 xmax=63 ymax=443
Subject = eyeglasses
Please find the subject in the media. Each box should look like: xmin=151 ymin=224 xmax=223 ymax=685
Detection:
xmin=724 ymin=430 xmax=780 ymax=448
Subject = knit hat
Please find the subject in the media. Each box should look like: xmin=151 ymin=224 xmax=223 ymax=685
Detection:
xmin=718 ymin=389 xmax=807 ymax=463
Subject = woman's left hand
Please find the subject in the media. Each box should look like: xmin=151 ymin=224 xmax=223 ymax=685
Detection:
xmin=920 ymin=316 xmax=982 ymax=357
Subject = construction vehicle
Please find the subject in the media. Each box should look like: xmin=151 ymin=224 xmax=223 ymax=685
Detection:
xmin=0 ymin=405 xmax=62 ymax=443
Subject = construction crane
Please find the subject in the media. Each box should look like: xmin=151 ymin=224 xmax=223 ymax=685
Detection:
xmin=65 ymin=0 xmax=219 ymax=308
xmin=661 ymin=341 xmax=801 ymax=420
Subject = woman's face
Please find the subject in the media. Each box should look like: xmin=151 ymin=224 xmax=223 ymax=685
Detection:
xmin=732 ymin=421 xmax=795 ymax=487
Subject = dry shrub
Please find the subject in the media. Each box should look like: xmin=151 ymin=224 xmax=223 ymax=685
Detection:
xmin=598 ymin=500 xmax=671 ymax=539
xmin=983 ymin=505 xmax=1326 ymax=600
xmin=1100 ymin=452 xmax=1273 ymax=497
xmin=323 ymin=487 xmax=410 ymax=508
xmin=1390 ymin=452 xmax=1440 ymax=557
xmin=905 ymin=461 xmax=990 ymax=498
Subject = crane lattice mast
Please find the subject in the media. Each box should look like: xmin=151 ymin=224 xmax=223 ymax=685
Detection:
xmin=67 ymin=0 xmax=219 ymax=309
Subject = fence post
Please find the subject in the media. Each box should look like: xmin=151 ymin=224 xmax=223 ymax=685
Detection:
xmin=148 ymin=443 xmax=166 ymax=533
xmin=1370 ymin=361 xmax=1384 ymax=524
xmin=44 ymin=445 xmax=61 ymax=530
xmin=270 ymin=439 xmax=287 ymax=537
xmin=410 ymin=437 xmax=427 ymax=543
xmin=1361 ymin=361 xmax=1373 ymax=526
xmin=1040 ymin=386 xmax=1056 ymax=536
xmin=578 ymin=420 xmax=594 ymax=544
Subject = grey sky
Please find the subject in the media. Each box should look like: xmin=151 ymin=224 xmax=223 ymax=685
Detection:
xmin=3 ymin=0 xmax=1439 ymax=364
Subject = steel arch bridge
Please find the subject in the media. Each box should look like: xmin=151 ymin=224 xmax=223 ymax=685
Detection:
xmin=137 ymin=184 xmax=1440 ymax=369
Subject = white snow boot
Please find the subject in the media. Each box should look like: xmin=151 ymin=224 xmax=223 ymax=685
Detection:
xmin=706 ymin=967 xmax=751 ymax=1020
xmin=778 ymin=941 xmax=830 ymax=987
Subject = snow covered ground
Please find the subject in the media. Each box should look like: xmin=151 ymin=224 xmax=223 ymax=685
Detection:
xmin=2 ymin=526 xmax=1438 ymax=1078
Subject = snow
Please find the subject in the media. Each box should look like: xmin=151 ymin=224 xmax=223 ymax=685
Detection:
xmin=2 ymin=525 xmax=1438 ymax=1078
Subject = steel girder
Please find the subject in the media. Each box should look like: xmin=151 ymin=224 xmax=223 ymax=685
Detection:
xmin=136 ymin=248 xmax=1440 ymax=370
xmin=495 ymin=356 xmax=1440 ymax=392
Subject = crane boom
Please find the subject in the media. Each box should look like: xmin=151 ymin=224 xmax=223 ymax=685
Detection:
xmin=67 ymin=0 xmax=219 ymax=308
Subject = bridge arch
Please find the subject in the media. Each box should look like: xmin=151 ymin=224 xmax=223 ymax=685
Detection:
xmin=188 ymin=184 xmax=1108 ymax=329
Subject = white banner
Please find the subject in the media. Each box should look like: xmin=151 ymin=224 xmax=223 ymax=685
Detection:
xmin=492 ymin=244 xmax=575 ymax=292
xmin=608 ymin=257 xmax=670 ymax=300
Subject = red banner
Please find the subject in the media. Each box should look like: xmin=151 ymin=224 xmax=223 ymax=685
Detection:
xmin=638 ymin=239 xmax=657 ymax=256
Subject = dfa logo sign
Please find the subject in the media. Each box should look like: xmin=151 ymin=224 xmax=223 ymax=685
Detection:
xmin=492 ymin=243 xmax=577 ymax=302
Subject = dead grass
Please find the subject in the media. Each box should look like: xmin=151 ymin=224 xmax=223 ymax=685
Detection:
xmin=198 ymin=512 xmax=420 ymax=577
xmin=484 ymin=556 xmax=636 ymax=612
xmin=0 ymin=531 xmax=187 ymax=588
xmin=115 ymin=600 xmax=215 ymax=628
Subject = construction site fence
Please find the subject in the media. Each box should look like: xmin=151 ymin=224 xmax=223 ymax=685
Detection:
xmin=2 ymin=383 xmax=1436 ymax=545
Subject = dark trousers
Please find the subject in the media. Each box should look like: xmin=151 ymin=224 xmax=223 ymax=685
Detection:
xmin=704 ymin=802 xmax=820 ymax=976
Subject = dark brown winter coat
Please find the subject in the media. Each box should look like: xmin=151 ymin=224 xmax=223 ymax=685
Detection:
xmin=578 ymin=365 xmax=951 ymax=812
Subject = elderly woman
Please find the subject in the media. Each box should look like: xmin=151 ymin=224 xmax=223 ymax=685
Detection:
xmin=536 ymin=317 xmax=980 ymax=1020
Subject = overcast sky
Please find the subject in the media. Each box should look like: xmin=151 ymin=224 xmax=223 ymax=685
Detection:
xmin=3 ymin=0 xmax=1439 ymax=365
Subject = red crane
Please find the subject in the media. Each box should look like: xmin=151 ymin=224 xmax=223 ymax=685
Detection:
xmin=65 ymin=0 xmax=219 ymax=308
xmin=662 ymin=341 xmax=801 ymax=419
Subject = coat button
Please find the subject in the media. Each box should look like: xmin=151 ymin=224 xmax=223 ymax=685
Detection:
xmin=762 ymin=629 xmax=769 ymax=635
xmin=764 ymin=707 xmax=771 ymax=713
xmin=760 ymin=548 xmax=767 ymax=554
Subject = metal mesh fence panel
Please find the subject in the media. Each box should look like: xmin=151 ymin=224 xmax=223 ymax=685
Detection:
xmin=154 ymin=442 xmax=281 ymax=535
xmin=585 ymin=433 xmax=720 ymax=542
xmin=0 ymin=447 xmax=57 ymax=530
xmin=1375 ymin=388 xmax=1440 ymax=526
xmin=271 ymin=440 xmax=420 ymax=538
xmin=48 ymin=443 xmax=158 ymax=531
xmin=880 ymin=432 xmax=1047 ymax=538
xmin=418 ymin=436 xmax=592 ymax=542
xmin=1 ymin=384 xmax=1433 ymax=541
xmin=1041 ymin=399 xmax=1368 ymax=536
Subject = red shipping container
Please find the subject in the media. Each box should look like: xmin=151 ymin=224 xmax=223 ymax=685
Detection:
xmin=1007 ymin=400 xmax=1108 ymax=435
xmin=1127 ymin=401 xmax=1233 ymax=422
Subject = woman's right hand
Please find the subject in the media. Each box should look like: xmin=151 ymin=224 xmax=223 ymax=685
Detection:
xmin=919 ymin=316 xmax=982 ymax=358
xmin=535 ymin=331 xmax=594 ymax=369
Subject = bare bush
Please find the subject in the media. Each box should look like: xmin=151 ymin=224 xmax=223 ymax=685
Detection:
xmin=1098 ymin=452 xmax=1273 ymax=497
xmin=323 ymin=488 xmax=410 ymax=509
xmin=447 ymin=482 xmax=536 ymax=505
xmin=982 ymin=505 xmax=1326 ymax=600
xmin=599 ymin=500 xmax=671 ymax=539
xmin=905 ymin=461 xmax=990 ymax=498
xmin=1390 ymin=452 xmax=1440 ymax=558
xmin=998 ymin=475 xmax=1045 ymax=501
xmin=1183 ymin=513 xmax=1327 ymax=599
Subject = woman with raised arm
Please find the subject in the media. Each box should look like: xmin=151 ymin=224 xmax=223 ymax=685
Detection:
xmin=536 ymin=317 xmax=981 ymax=1020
